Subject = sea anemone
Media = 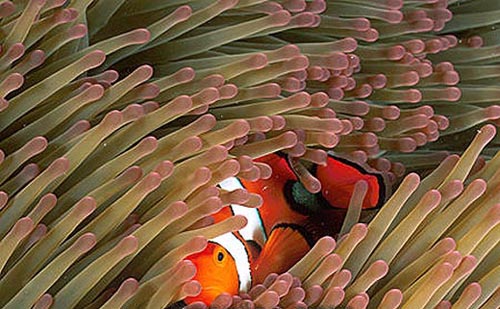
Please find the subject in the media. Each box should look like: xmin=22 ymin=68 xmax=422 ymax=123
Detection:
xmin=0 ymin=0 xmax=498 ymax=308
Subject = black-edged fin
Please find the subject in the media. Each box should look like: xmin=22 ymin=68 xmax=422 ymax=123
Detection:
xmin=315 ymin=152 xmax=391 ymax=209
xmin=331 ymin=152 xmax=390 ymax=208
xmin=271 ymin=223 xmax=317 ymax=248
xmin=252 ymin=223 xmax=312 ymax=284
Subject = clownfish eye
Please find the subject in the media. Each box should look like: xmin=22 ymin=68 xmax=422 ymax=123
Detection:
xmin=213 ymin=248 xmax=226 ymax=265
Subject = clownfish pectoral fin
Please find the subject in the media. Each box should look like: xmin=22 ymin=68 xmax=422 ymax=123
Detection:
xmin=285 ymin=180 xmax=330 ymax=216
xmin=251 ymin=223 xmax=312 ymax=285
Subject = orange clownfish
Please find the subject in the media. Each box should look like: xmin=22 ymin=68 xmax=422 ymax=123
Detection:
xmin=184 ymin=152 xmax=389 ymax=305
xmin=184 ymin=233 xmax=252 ymax=304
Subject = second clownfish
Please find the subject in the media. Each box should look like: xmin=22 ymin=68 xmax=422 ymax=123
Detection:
xmin=185 ymin=153 xmax=389 ymax=305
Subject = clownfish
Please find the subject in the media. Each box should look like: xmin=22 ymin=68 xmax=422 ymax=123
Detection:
xmin=185 ymin=152 xmax=389 ymax=305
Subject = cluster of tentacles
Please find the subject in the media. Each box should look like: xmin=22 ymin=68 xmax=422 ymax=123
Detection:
xmin=0 ymin=0 xmax=498 ymax=308
xmin=184 ymin=125 xmax=500 ymax=309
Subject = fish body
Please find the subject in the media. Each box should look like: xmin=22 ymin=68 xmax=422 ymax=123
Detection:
xmin=185 ymin=153 xmax=389 ymax=305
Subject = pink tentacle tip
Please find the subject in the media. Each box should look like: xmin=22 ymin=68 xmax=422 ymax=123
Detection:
xmin=368 ymin=74 xmax=387 ymax=89
xmin=270 ymin=10 xmax=292 ymax=27
xmin=361 ymin=28 xmax=379 ymax=42
xmin=5 ymin=43 xmax=25 ymax=62
xmin=173 ymin=5 xmax=192 ymax=21
xmin=290 ymin=12 xmax=316 ymax=28
xmin=0 ymin=1 xmax=15 ymax=18
xmin=283 ymin=0 xmax=306 ymax=12
xmin=0 ymin=98 xmax=8 ymax=112
xmin=218 ymin=84 xmax=238 ymax=100
xmin=306 ymin=0 xmax=326 ymax=14
xmin=484 ymin=105 xmax=500 ymax=120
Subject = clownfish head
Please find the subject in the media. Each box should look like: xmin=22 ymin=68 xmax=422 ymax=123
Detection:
xmin=184 ymin=242 xmax=239 ymax=305
xmin=184 ymin=233 xmax=252 ymax=305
